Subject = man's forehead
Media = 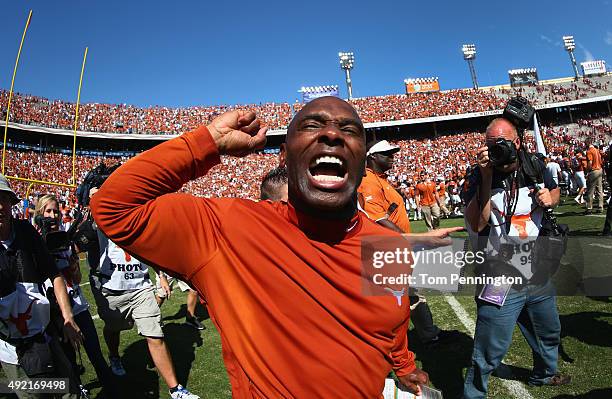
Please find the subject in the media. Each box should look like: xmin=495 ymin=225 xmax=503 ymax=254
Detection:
xmin=486 ymin=121 xmax=517 ymax=140
xmin=295 ymin=97 xmax=360 ymax=122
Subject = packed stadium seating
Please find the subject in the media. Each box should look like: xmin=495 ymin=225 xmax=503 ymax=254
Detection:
xmin=2 ymin=76 xmax=611 ymax=134
xmin=5 ymin=113 xmax=609 ymax=212
xmin=2 ymin=74 xmax=611 ymax=212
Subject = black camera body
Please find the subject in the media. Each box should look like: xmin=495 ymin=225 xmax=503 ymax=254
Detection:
xmin=502 ymin=96 xmax=535 ymax=132
xmin=488 ymin=138 xmax=518 ymax=166
xmin=75 ymin=163 xmax=121 ymax=207
xmin=34 ymin=216 xmax=70 ymax=254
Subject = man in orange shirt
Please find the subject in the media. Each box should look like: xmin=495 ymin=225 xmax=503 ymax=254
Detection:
xmin=358 ymin=140 xmax=461 ymax=348
xmin=91 ymin=97 xmax=443 ymax=397
xmin=416 ymin=172 xmax=440 ymax=230
xmin=358 ymin=140 xmax=410 ymax=233
xmin=585 ymin=143 xmax=604 ymax=213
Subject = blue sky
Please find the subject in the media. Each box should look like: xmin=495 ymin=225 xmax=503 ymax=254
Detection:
xmin=0 ymin=1 xmax=610 ymax=108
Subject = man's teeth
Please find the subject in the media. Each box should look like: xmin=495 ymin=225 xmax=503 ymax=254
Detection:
xmin=313 ymin=175 xmax=344 ymax=182
xmin=315 ymin=156 xmax=343 ymax=166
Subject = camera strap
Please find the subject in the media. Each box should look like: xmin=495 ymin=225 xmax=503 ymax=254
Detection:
xmin=503 ymin=171 xmax=519 ymax=234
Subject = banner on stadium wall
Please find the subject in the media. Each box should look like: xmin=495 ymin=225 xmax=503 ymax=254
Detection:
xmin=581 ymin=60 xmax=606 ymax=76
xmin=404 ymin=78 xmax=440 ymax=94
xmin=509 ymin=68 xmax=538 ymax=87
xmin=300 ymin=86 xmax=339 ymax=103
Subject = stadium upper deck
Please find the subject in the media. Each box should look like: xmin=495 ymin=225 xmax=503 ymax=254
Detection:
xmin=1 ymin=74 xmax=611 ymax=138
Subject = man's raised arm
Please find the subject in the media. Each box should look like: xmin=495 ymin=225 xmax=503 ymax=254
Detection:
xmin=90 ymin=111 xmax=267 ymax=278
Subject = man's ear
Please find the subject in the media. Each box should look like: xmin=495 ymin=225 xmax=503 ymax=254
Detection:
xmin=279 ymin=143 xmax=286 ymax=168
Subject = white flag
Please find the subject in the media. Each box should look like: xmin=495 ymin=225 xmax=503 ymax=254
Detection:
xmin=533 ymin=113 xmax=547 ymax=156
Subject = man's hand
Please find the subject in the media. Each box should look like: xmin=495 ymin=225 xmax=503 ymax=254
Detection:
xmin=63 ymin=317 xmax=83 ymax=350
xmin=476 ymin=146 xmax=493 ymax=176
xmin=159 ymin=274 xmax=172 ymax=299
xmin=69 ymin=255 xmax=82 ymax=284
xmin=207 ymin=110 xmax=268 ymax=157
xmin=533 ymin=187 xmax=553 ymax=208
xmin=398 ymin=368 xmax=430 ymax=396
xmin=406 ymin=226 xmax=464 ymax=249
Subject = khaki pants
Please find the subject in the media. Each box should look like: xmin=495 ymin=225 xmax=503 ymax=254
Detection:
xmin=438 ymin=198 xmax=450 ymax=217
xmin=586 ymin=169 xmax=604 ymax=210
xmin=421 ymin=204 xmax=440 ymax=230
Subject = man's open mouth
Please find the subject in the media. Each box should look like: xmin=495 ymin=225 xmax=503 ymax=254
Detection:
xmin=307 ymin=155 xmax=349 ymax=190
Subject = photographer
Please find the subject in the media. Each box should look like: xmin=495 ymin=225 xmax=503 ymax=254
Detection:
xmin=34 ymin=194 xmax=115 ymax=394
xmin=462 ymin=102 xmax=570 ymax=398
xmin=86 ymin=187 xmax=199 ymax=399
xmin=0 ymin=175 xmax=83 ymax=398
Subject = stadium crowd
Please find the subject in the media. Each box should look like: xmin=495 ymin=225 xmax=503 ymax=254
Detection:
xmin=3 ymin=75 xmax=610 ymax=134
xmin=501 ymin=77 xmax=611 ymax=105
xmin=4 ymin=113 xmax=610 ymax=216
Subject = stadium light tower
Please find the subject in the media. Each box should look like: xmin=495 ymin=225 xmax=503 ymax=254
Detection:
xmin=338 ymin=51 xmax=355 ymax=100
xmin=562 ymin=35 xmax=580 ymax=80
xmin=462 ymin=44 xmax=478 ymax=90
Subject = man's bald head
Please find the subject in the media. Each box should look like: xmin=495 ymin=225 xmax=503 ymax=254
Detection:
xmin=287 ymin=96 xmax=364 ymax=138
xmin=283 ymin=96 xmax=367 ymax=219
xmin=486 ymin=118 xmax=518 ymax=143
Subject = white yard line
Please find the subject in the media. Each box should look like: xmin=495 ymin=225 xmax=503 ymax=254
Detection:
xmin=443 ymin=294 xmax=535 ymax=399
xmin=589 ymin=243 xmax=612 ymax=249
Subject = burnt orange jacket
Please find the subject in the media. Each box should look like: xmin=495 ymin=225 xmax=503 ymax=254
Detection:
xmin=91 ymin=126 xmax=416 ymax=398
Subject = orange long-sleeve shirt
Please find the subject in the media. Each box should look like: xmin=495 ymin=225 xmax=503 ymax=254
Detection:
xmin=358 ymin=168 xmax=411 ymax=233
xmin=91 ymin=126 xmax=416 ymax=398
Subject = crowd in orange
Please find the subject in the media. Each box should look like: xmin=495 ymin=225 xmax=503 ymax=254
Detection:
xmin=2 ymin=76 xmax=609 ymax=134
xmin=5 ymin=113 xmax=610 ymax=214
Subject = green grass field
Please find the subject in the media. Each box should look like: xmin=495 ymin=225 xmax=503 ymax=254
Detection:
xmin=2 ymin=199 xmax=611 ymax=399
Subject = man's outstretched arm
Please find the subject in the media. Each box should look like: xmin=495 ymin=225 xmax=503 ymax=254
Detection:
xmin=91 ymin=111 xmax=267 ymax=278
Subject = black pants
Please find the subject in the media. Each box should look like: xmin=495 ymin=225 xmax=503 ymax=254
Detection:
xmin=409 ymin=295 xmax=440 ymax=342
xmin=74 ymin=310 xmax=114 ymax=387
xmin=604 ymin=196 xmax=612 ymax=235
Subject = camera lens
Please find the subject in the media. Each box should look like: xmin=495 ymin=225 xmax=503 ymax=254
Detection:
xmin=488 ymin=139 xmax=516 ymax=166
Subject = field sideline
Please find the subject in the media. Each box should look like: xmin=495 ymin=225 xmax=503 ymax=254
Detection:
xmin=2 ymin=200 xmax=611 ymax=399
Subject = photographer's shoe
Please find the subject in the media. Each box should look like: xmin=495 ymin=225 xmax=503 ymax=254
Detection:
xmin=185 ymin=316 xmax=205 ymax=330
xmin=109 ymin=356 xmax=126 ymax=376
xmin=423 ymin=330 xmax=461 ymax=348
xmin=169 ymin=384 xmax=199 ymax=399
xmin=529 ymin=373 xmax=571 ymax=386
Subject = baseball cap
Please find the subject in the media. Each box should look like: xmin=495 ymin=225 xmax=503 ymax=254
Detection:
xmin=366 ymin=140 xmax=400 ymax=156
xmin=0 ymin=174 xmax=19 ymax=205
